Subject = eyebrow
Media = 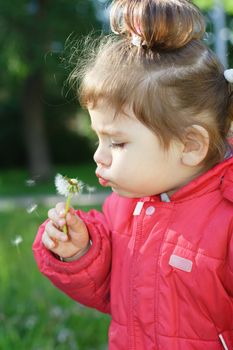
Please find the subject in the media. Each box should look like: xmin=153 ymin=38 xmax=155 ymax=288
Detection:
xmin=90 ymin=125 xmax=127 ymax=137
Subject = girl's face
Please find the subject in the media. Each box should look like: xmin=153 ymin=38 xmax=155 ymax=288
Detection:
xmin=89 ymin=104 xmax=193 ymax=198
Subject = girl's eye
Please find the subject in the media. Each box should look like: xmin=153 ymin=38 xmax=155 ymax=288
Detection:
xmin=110 ymin=142 xmax=126 ymax=149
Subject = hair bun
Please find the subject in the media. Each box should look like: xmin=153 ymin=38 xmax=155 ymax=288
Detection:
xmin=110 ymin=0 xmax=205 ymax=51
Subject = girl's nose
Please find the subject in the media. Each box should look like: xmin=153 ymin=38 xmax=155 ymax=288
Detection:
xmin=93 ymin=144 xmax=112 ymax=167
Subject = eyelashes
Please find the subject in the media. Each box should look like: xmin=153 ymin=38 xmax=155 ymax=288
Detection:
xmin=110 ymin=142 xmax=126 ymax=149
xmin=94 ymin=140 xmax=126 ymax=149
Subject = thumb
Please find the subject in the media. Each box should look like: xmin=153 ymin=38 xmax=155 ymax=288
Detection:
xmin=66 ymin=211 xmax=88 ymax=236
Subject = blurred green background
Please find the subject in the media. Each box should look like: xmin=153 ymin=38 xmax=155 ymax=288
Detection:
xmin=0 ymin=0 xmax=233 ymax=349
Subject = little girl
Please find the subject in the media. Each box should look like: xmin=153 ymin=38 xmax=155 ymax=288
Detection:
xmin=33 ymin=0 xmax=233 ymax=349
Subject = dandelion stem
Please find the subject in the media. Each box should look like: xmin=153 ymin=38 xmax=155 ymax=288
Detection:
xmin=65 ymin=194 xmax=71 ymax=214
xmin=63 ymin=194 xmax=71 ymax=234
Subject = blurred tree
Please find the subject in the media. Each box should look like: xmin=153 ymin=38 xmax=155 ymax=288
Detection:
xmin=194 ymin=0 xmax=233 ymax=68
xmin=194 ymin=0 xmax=233 ymax=12
xmin=211 ymin=0 xmax=228 ymax=67
xmin=0 ymin=0 xmax=100 ymax=178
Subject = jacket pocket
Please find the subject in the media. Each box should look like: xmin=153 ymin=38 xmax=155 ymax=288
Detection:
xmin=219 ymin=330 xmax=233 ymax=350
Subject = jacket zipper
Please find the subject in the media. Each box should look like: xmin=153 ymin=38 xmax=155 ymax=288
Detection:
xmin=219 ymin=334 xmax=229 ymax=350
xmin=128 ymin=207 xmax=144 ymax=350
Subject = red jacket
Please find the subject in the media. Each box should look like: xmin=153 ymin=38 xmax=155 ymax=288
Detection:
xmin=33 ymin=157 xmax=233 ymax=350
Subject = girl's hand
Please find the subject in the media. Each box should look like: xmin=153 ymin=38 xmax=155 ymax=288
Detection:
xmin=42 ymin=202 xmax=90 ymax=260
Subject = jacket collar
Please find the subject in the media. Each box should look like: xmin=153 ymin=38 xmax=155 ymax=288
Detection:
xmin=168 ymin=156 xmax=233 ymax=203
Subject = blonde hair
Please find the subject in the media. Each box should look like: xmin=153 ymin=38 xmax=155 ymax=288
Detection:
xmin=70 ymin=0 xmax=233 ymax=168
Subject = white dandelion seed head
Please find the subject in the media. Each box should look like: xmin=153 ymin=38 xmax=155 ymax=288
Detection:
xmin=55 ymin=173 xmax=70 ymax=197
xmin=70 ymin=179 xmax=84 ymax=193
xmin=55 ymin=174 xmax=83 ymax=197
xmin=11 ymin=235 xmax=23 ymax=246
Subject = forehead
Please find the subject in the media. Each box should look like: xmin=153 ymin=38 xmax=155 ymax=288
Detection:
xmin=88 ymin=104 xmax=137 ymax=135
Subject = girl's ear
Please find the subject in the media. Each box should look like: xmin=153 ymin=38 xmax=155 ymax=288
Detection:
xmin=181 ymin=125 xmax=209 ymax=167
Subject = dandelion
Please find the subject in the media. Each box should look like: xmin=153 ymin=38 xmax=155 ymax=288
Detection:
xmin=55 ymin=174 xmax=83 ymax=234
xmin=11 ymin=235 xmax=23 ymax=255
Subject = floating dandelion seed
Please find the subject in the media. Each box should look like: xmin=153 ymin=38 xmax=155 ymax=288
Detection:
xmin=11 ymin=235 xmax=23 ymax=246
xmin=55 ymin=174 xmax=83 ymax=234
xmin=50 ymin=306 xmax=64 ymax=319
xmin=25 ymin=315 xmax=38 ymax=330
xmin=11 ymin=235 xmax=23 ymax=255
xmin=25 ymin=174 xmax=41 ymax=187
xmin=86 ymin=185 xmax=96 ymax=194
xmin=25 ymin=179 xmax=36 ymax=187
xmin=57 ymin=328 xmax=72 ymax=343
xmin=26 ymin=203 xmax=38 ymax=214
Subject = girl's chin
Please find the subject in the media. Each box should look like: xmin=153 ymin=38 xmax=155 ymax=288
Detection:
xmin=111 ymin=187 xmax=142 ymax=198
xmin=111 ymin=186 xmax=125 ymax=196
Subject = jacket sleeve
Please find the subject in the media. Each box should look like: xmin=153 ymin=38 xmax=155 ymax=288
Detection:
xmin=32 ymin=196 xmax=113 ymax=315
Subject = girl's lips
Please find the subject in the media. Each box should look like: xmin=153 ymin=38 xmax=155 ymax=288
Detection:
xmin=96 ymin=173 xmax=109 ymax=187
xmin=98 ymin=177 xmax=108 ymax=186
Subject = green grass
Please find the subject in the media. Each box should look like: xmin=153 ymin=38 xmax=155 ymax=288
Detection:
xmin=0 ymin=163 xmax=102 ymax=196
xmin=0 ymin=205 xmax=110 ymax=350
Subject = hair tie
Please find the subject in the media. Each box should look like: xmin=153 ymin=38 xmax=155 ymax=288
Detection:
xmin=131 ymin=33 xmax=142 ymax=47
xmin=224 ymin=69 xmax=233 ymax=83
xmin=131 ymin=26 xmax=147 ymax=48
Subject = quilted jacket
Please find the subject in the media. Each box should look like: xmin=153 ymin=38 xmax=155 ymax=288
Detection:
xmin=33 ymin=156 xmax=233 ymax=350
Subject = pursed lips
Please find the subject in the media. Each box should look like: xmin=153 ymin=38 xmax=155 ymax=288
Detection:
xmin=95 ymin=172 xmax=109 ymax=187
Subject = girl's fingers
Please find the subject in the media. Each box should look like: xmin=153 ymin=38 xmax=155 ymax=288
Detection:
xmin=48 ymin=203 xmax=66 ymax=228
xmin=66 ymin=212 xmax=88 ymax=235
xmin=55 ymin=202 xmax=66 ymax=217
xmin=48 ymin=208 xmax=63 ymax=227
xmin=66 ymin=212 xmax=80 ymax=230
xmin=42 ymin=231 xmax=56 ymax=250
xmin=45 ymin=220 xmax=68 ymax=242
